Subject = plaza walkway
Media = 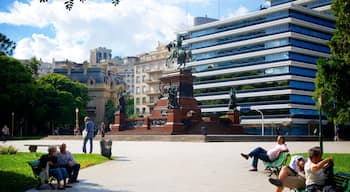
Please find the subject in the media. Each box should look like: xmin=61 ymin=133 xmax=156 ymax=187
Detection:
xmin=6 ymin=140 xmax=350 ymax=192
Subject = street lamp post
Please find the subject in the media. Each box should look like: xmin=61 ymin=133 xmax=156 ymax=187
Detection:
xmin=318 ymin=96 xmax=323 ymax=153
xmin=11 ymin=112 xmax=14 ymax=136
xmin=75 ymin=108 xmax=79 ymax=135
xmin=252 ymin=108 xmax=264 ymax=136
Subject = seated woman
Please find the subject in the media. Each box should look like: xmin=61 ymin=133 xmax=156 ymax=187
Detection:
xmin=39 ymin=145 xmax=70 ymax=190
xmin=269 ymin=155 xmax=307 ymax=192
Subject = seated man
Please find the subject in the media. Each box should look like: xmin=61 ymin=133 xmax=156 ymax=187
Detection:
xmin=305 ymin=146 xmax=335 ymax=192
xmin=240 ymin=136 xmax=289 ymax=171
xmin=269 ymin=155 xmax=307 ymax=192
xmin=56 ymin=143 xmax=80 ymax=183
xmin=39 ymin=145 xmax=70 ymax=190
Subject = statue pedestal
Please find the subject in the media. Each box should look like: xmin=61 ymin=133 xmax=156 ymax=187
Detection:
xmin=227 ymin=111 xmax=240 ymax=124
xmin=110 ymin=112 xmax=126 ymax=133
xmin=164 ymin=109 xmax=185 ymax=134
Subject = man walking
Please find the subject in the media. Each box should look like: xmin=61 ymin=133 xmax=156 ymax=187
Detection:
xmin=82 ymin=116 xmax=95 ymax=154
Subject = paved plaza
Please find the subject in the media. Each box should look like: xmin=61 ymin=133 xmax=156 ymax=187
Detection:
xmin=5 ymin=139 xmax=350 ymax=192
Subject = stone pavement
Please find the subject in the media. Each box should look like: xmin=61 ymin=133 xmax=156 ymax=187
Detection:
xmin=4 ymin=140 xmax=350 ymax=192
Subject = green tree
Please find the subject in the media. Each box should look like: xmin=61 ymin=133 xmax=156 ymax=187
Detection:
xmin=126 ymin=98 xmax=134 ymax=117
xmin=0 ymin=55 xmax=34 ymax=126
xmin=0 ymin=33 xmax=16 ymax=56
xmin=40 ymin=0 xmax=120 ymax=10
xmin=314 ymin=0 xmax=350 ymax=124
xmin=105 ymin=99 xmax=116 ymax=128
xmin=36 ymin=73 xmax=89 ymax=131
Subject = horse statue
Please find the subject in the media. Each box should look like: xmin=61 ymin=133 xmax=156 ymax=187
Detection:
xmin=166 ymin=35 xmax=192 ymax=70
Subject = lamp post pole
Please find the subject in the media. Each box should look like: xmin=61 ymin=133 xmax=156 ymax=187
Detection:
xmin=318 ymin=96 xmax=323 ymax=153
xmin=253 ymin=108 xmax=264 ymax=136
xmin=11 ymin=112 xmax=14 ymax=136
xmin=75 ymin=108 xmax=79 ymax=135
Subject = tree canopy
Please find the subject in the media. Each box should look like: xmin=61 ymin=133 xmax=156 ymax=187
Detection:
xmin=39 ymin=0 xmax=120 ymax=10
xmin=0 ymin=54 xmax=89 ymax=135
xmin=314 ymin=0 xmax=350 ymax=124
xmin=0 ymin=33 xmax=16 ymax=56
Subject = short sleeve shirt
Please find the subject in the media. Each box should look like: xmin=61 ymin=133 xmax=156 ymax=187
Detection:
xmin=267 ymin=144 xmax=288 ymax=161
xmin=305 ymin=159 xmax=326 ymax=186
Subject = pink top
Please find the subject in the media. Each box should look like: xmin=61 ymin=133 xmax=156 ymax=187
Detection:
xmin=267 ymin=144 xmax=288 ymax=161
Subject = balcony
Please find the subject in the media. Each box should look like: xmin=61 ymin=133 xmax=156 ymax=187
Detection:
xmin=146 ymin=90 xmax=160 ymax=96
xmin=145 ymin=79 xmax=160 ymax=84
xmin=145 ymin=68 xmax=162 ymax=74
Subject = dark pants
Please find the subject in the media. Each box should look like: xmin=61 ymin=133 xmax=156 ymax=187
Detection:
xmin=249 ymin=147 xmax=272 ymax=168
xmin=83 ymin=137 xmax=93 ymax=153
xmin=61 ymin=164 xmax=80 ymax=182
xmin=49 ymin=167 xmax=68 ymax=181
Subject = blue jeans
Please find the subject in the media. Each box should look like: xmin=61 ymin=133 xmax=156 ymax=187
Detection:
xmin=49 ymin=167 xmax=68 ymax=181
xmin=61 ymin=163 xmax=80 ymax=181
xmin=83 ymin=137 xmax=93 ymax=153
xmin=249 ymin=147 xmax=271 ymax=168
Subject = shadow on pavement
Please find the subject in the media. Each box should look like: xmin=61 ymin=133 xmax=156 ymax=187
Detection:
xmin=67 ymin=180 xmax=129 ymax=192
xmin=113 ymin=156 xmax=130 ymax=162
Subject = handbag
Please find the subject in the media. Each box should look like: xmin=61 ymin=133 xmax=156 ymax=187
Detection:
xmin=82 ymin=129 xmax=87 ymax=138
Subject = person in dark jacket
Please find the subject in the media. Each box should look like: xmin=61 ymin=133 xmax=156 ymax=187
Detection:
xmin=39 ymin=145 xmax=69 ymax=190
xmin=82 ymin=116 xmax=95 ymax=153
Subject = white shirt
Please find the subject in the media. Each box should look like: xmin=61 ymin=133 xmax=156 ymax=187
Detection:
xmin=267 ymin=144 xmax=288 ymax=161
xmin=289 ymin=155 xmax=306 ymax=172
xmin=305 ymin=159 xmax=326 ymax=186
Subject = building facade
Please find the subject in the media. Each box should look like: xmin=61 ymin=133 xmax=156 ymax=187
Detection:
xmin=134 ymin=43 xmax=175 ymax=115
xmin=54 ymin=61 xmax=125 ymax=124
xmin=90 ymin=47 xmax=112 ymax=66
xmin=182 ymin=0 xmax=334 ymax=135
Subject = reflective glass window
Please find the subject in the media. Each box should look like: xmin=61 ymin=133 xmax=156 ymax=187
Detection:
xmin=289 ymin=80 xmax=315 ymax=90
xmin=290 ymin=24 xmax=332 ymax=40
xmin=290 ymin=108 xmax=319 ymax=115
xmin=290 ymin=67 xmax=316 ymax=77
xmin=191 ymin=25 xmax=289 ymax=50
xmin=190 ymin=11 xmax=288 ymax=38
xmin=290 ymin=11 xmax=334 ymax=28
xmin=290 ymin=52 xmax=318 ymax=64
xmin=290 ymin=39 xmax=330 ymax=53
xmin=290 ymin=95 xmax=315 ymax=104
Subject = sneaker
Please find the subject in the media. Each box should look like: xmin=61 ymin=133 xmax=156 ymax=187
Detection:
xmin=249 ymin=168 xmax=258 ymax=171
xmin=269 ymin=178 xmax=283 ymax=187
xmin=240 ymin=153 xmax=249 ymax=160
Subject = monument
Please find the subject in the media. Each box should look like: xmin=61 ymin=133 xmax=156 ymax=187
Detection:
xmin=111 ymin=35 xmax=242 ymax=135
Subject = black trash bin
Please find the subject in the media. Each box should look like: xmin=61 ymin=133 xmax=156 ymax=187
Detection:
xmin=100 ymin=139 xmax=112 ymax=159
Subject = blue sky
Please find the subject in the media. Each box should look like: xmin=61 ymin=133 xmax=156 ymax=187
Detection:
xmin=0 ymin=0 xmax=264 ymax=62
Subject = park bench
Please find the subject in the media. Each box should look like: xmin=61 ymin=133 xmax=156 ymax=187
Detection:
xmin=264 ymin=152 xmax=290 ymax=177
xmin=294 ymin=171 xmax=350 ymax=192
xmin=24 ymin=144 xmax=59 ymax=152
xmin=27 ymin=160 xmax=56 ymax=189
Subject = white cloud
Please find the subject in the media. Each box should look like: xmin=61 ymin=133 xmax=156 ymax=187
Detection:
xmin=0 ymin=0 xmax=193 ymax=62
xmin=224 ymin=5 xmax=249 ymax=19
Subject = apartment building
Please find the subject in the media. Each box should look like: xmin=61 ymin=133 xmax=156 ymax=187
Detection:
xmin=134 ymin=43 xmax=176 ymax=115
xmin=182 ymin=0 xmax=334 ymax=135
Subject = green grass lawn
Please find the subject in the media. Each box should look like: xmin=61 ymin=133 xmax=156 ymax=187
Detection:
xmin=291 ymin=153 xmax=350 ymax=173
xmin=0 ymin=152 xmax=110 ymax=192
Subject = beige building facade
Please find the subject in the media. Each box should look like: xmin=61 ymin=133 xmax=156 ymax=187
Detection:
xmin=134 ymin=43 xmax=175 ymax=115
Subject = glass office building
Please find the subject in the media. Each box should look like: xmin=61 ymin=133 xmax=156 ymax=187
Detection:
xmin=182 ymin=0 xmax=334 ymax=135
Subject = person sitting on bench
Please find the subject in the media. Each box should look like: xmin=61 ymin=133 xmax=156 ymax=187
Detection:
xmin=39 ymin=145 xmax=70 ymax=190
xmin=56 ymin=143 xmax=80 ymax=183
xmin=269 ymin=155 xmax=307 ymax=192
xmin=240 ymin=136 xmax=289 ymax=171
xmin=305 ymin=146 xmax=335 ymax=192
